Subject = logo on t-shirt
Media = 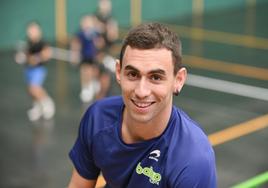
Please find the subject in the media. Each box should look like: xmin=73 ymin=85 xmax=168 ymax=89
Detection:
xmin=149 ymin=150 xmax=161 ymax=162
xmin=135 ymin=162 xmax=162 ymax=185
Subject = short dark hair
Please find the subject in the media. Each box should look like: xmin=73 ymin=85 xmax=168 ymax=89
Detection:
xmin=119 ymin=22 xmax=182 ymax=74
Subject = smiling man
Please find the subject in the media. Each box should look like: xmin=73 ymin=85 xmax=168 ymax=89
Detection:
xmin=68 ymin=22 xmax=217 ymax=188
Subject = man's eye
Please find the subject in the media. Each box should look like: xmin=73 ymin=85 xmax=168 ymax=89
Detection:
xmin=127 ymin=71 xmax=138 ymax=79
xmin=151 ymin=74 xmax=162 ymax=81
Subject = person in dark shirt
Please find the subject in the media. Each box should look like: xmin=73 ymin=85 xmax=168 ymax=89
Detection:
xmin=93 ymin=0 xmax=119 ymax=99
xmin=71 ymin=15 xmax=112 ymax=103
xmin=23 ymin=22 xmax=55 ymax=121
xmin=95 ymin=0 xmax=118 ymax=50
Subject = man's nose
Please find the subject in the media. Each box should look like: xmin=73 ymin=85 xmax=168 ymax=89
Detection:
xmin=134 ymin=78 xmax=151 ymax=98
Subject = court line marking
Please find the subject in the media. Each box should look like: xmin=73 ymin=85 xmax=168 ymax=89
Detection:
xmin=184 ymin=55 xmax=268 ymax=81
xmin=130 ymin=0 xmax=142 ymax=26
xmin=55 ymin=0 xmax=67 ymax=44
xmin=120 ymin=24 xmax=268 ymax=50
xmin=165 ymin=24 xmax=268 ymax=50
xmin=231 ymin=171 xmax=268 ymax=188
xmin=209 ymin=114 xmax=268 ymax=146
xmin=186 ymin=74 xmax=268 ymax=102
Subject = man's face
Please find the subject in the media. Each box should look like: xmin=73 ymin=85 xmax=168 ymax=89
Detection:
xmin=116 ymin=46 xmax=186 ymax=125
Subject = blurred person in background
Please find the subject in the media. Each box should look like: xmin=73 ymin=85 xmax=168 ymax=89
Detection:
xmin=20 ymin=22 xmax=55 ymax=121
xmin=95 ymin=0 xmax=119 ymax=53
xmin=94 ymin=0 xmax=118 ymax=73
xmin=71 ymin=15 xmax=112 ymax=103
xmin=93 ymin=0 xmax=119 ymax=98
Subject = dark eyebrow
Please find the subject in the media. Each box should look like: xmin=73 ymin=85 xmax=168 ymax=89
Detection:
xmin=149 ymin=69 xmax=166 ymax=75
xmin=124 ymin=65 xmax=166 ymax=75
xmin=124 ymin=65 xmax=139 ymax=72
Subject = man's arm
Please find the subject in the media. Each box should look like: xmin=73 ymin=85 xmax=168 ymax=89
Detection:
xmin=68 ymin=168 xmax=97 ymax=188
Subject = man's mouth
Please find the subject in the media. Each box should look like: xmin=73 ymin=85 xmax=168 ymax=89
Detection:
xmin=131 ymin=100 xmax=155 ymax=108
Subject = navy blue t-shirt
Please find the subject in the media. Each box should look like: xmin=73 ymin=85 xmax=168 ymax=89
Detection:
xmin=69 ymin=96 xmax=217 ymax=188
xmin=77 ymin=30 xmax=97 ymax=62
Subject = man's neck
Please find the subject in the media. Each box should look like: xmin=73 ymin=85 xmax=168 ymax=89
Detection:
xmin=121 ymin=106 xmax=172 ymax=144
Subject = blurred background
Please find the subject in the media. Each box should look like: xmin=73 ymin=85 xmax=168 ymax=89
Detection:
xmin=0 ymin=0 xmax=267 ymax=187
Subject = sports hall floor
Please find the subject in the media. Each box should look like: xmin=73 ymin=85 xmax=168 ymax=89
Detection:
xmin=0 ymin=3 xmax=267 ymax=188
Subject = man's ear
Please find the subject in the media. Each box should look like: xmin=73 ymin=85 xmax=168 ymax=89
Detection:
xmin=174 ymin=67 xmax=187 ymax=95
xmin=115 ymin=59 xmax=121 ymax=84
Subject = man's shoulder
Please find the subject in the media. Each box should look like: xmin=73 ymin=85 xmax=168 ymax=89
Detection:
xmin=173 ymin=107 xmax=206 ymax=138
xmin=76 ymin=96 xmax=123 ymax=139
xmin=166 ymin=108 xmax=216 ymax=187
xmin=91 ymin=95 xmax=123 ymax=110
xmin=169 ymin=106 xmax=214 ymax=160
xmin=173 ymin=107 xmax=200 ymax=126
xmin=82 ymin=96 xmax=123 ymax=130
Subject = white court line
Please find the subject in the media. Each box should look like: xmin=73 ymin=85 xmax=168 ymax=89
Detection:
xmin=186 ymin=74 xmax=268 ymax=102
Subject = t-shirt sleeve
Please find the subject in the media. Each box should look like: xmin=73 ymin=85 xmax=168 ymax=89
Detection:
xmin=69 ymin=108 xmax=100 ymax=180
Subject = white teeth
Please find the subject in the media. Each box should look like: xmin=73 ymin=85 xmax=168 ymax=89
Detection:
xmin=133 ymin=101 xmax=152 ymax=108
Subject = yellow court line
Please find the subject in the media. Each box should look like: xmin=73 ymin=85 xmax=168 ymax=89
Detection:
xmin=192 ymin=0 xmax=204 ymax=16
xmin=55 ymin=0 xmax=67 ymax=45
xmin=183 ymin=55 xmax=268 ymax=81
xmin=166 ymin=24 xmax=268 ymax=50
xmin=130 ymin=0 xmax=142 ymax=26
xmin=119 ymin=25 xmax=268 ymax=51
xmin=209 ymin=114 xmax=268 ymax=146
